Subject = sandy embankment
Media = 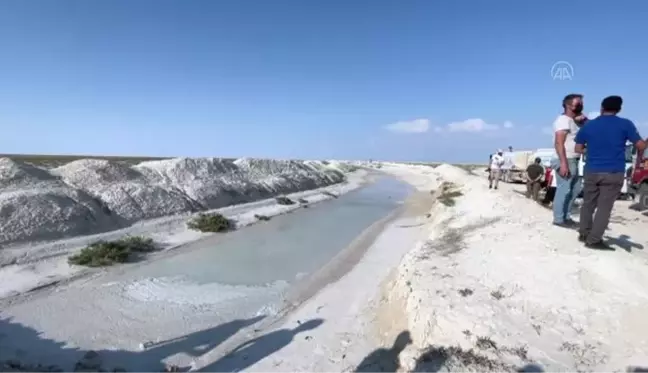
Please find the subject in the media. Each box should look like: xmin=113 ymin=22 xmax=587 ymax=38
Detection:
xmin=0 ymin=157 xmax=362 ymax=298
xmin=380 ymin=164 xmax=648 ymax=372
xmin=245 ymin=161 xmax=648 ymax=372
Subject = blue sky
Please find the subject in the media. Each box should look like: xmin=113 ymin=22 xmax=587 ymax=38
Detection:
xmin=1 ymin=0 xmax=648 ymax=163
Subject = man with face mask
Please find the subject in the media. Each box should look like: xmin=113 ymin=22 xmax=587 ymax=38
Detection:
xmin=551 ymin=93 xmax=588 ymax=228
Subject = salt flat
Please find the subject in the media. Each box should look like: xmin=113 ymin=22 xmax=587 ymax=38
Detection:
xmin=4 ymin=160 xmax=648 ymax=372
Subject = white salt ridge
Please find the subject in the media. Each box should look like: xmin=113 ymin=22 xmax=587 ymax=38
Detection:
xmin=432 ymin=163 xmax=472 ymax=183
xmin=0 ymin=157 xmax=347 ymax=247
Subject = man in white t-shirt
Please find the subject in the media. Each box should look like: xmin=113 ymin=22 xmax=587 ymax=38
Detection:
xmin=489 ymin=149 xmax=505 ymax=189
xmin=551 ymin=93 xmax=588 ymax=228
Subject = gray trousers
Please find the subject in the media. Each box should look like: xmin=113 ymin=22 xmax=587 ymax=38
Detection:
xmin=489 ymin=169 xmax=501 ymax=188
xmin=579 ymin=172 xmax=624 ymax=244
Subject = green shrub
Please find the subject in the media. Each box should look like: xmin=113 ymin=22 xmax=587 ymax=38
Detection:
xmin=275 ymin=196 xmax=295 ymax=205
xmin=187 ymin=213 xmax=234 ymax=232
xmin=68 ymin=236 xmax=156 ymax=267
xmin=437 ymin=182 xmax=464 ymax=207
xmin=119 ymin=235 xmax=156 ymax=252
xmin=254 ymin=214 xmax=271 ymax=221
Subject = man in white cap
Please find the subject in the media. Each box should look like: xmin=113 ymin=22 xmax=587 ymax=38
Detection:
xmin=489 ymin=149 xmax=505 ymax=189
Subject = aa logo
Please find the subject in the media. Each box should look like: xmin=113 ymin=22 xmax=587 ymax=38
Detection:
xmin=551 ymin=61 xmax=574 ymax=81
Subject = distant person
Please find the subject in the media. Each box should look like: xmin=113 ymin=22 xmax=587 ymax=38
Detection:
xmin=526 ymin=157 xmax=545 ymax=201
xmin=574 ymin=95 xmax=646 ymax=249
xmin=551 ymin=93 xmax=588 ymax=228
xmin=489 ymin=149 xmax=505 ymax=189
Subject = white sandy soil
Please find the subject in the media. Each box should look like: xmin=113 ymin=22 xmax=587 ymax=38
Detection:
xmin=191 ymin=162 xmax=648 ymax=372
xmin=4 ymin=161 xmax=648 ymax=372
xmin=389 ymin=164 xmax=648 ymax=372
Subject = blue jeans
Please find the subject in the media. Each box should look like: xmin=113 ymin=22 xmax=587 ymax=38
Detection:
xmin=551 ymin=157 xmax=582 ymax=224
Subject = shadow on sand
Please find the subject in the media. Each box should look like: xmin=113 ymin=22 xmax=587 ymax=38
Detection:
xmin=604 ymin=234 xmax=644 ymax=252
xmin=0 ymin=315 xmax=264 ymax=371
xmin=200 ymin=318 xmax=324 ymax=372
xmin=354 ymin=331 xmax=412 ymax=372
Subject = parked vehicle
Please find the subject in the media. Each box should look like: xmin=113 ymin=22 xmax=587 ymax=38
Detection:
xmin=502 ymin=150 xmax=534 ymax=183
xmin=533 ymin=148 xmax=555 ymax=169
xmin=628 ymin=146 xmax=648 ymax=209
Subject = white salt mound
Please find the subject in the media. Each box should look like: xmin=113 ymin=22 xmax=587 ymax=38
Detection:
xmin=433 ymin=163 xmax=470 ymax=183
xmin=53 ymin=159 xmax=199 ymax=223
xmin=0 ymin=157 xmax=348 ymax=246
xmin=0 ymin=187 xmax=119 ymax=245
xmin=0 ymin=158 xmax=60 ymax=190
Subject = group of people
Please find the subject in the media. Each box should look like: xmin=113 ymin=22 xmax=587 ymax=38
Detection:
xmin=490 ymin=94 xmax=647 ymax=250
xmin=552 ymin=94 xmax=646 ymax=249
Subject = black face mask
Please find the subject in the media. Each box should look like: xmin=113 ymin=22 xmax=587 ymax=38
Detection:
xmin=573 ymin=104 xmax=584 ymax=114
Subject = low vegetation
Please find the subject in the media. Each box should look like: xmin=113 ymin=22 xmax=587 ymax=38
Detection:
xmin=439 ymin=190 xmax=463 ymax=206
xmin=275 ymin=196 xmax=295 ymax=205
xmin=415 ymin=345 xmax=510 ymax=372
xmin=187 ymin=213 xmax=235 ymax=233
xmin=458 ymin=288 xmax=474 ymax=297
xmin=475 ymin=336 xmax=498 ymax=350
xmin=490 ymin=289 xmax=505 ymax=300
xmin=436 ymin=181 xmax=464 ymax=207
xmin=68 ymin=236 xmax=156 ymax=267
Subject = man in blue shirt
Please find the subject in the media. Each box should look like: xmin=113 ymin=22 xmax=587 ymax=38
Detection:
xmin=574 ymin=95 xmax=646 ymax=249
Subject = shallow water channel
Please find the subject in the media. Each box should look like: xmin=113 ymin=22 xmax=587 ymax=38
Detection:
xmin=136 ymin=176 xmax=412 ymax=286
xmin=0 ymin=175 xmax=414 ymax=370
xmin=121 ymin=176 xmax=413 ymax=316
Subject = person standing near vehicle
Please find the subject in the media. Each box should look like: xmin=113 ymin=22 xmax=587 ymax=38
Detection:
xmin=551 ymin=93 xmax=588 ymax=228
xmin=526 ymin=157 xmax=545 ymax=201
xmin=574 ymin=96 xmax=646 ymax=249
xmin=489 ymin=149 xmax=505 ymax=189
